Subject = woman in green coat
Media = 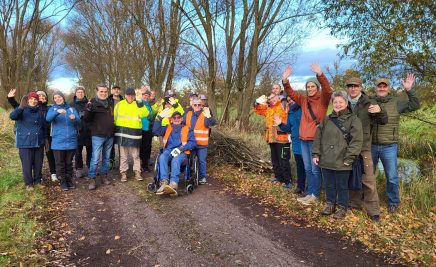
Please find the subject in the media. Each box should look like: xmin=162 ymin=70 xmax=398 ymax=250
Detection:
xmin=312 ymin=91 xmax=363 ymax=219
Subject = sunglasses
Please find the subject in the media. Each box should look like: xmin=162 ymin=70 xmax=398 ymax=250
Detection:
xmin=172 ymin=116 xmax=182 ymax=119
xmin=193 ymin=104 xmax=203 ymax=107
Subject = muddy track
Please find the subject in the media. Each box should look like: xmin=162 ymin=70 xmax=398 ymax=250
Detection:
xmin=63 ymin=170 xmax=395 ymax=267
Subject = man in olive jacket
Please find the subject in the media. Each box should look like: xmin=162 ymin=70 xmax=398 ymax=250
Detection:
xmin=346 ymin=77 xmax=388 ymax=221
xmin=371 ymin=73 xmax=420 ymax=213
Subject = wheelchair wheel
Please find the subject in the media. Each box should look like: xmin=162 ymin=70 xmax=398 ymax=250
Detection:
xmin=193 ymin=155 xmax=199 ymax=187
xmin=186 ymin=184 xmax=194 ymax=194
xmin=147 ymin=183 xmax=157 ymax=193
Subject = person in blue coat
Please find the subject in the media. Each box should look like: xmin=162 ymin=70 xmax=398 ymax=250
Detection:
xmin=46 ymin=91 xmax=80 ymax=191
xmin=153 ymin=111 xmax=196 ymax=197
xmin=274 ymin=97 xmax=306 ymax=195
xmin=139 ymin=87 xmax=155 ymax=172
xmin=10 ymin=92 xmax=45 ymax=190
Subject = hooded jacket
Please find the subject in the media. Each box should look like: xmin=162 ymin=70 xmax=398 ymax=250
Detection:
xmin=253 ymin=100 xmax=289 ymax=144
xmin=10 ymin=106 xmax=45 ymax=148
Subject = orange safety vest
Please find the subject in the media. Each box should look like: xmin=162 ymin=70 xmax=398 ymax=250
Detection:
xmin=162 ymin=124 xmax=191 ymax=155
xmin=185 ymin=111 xmax=209 ymax=146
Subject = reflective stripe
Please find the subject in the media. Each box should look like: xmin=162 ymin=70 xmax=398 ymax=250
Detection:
xmin=195 ymin=137 xmax=208 ymax=141
xmin=194 ymin=130 xmax=209 ymax=134
xmin=114 ymin=132 xmax=142 ymax=139
xmin=116 ymin=114 xmax=141 ymax=121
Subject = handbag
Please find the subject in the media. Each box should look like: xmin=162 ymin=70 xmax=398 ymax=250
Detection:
xmin=328 ymin=116 xmax=364 ymax=190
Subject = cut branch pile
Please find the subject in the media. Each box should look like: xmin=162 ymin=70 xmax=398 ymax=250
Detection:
xmin=209 ymin=130 xmax=272 ymax=173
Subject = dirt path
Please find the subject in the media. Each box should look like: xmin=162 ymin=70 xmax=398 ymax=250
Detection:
xmin=62 ymin=170 xmax=394 ymax=267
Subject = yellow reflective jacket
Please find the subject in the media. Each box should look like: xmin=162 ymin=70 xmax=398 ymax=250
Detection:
xmin=114 ymin=100 xmax=149 ymax=129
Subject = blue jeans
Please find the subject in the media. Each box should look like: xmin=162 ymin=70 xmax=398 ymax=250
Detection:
xmin=371 ymin=144 xmax=399 ymax=205
xmin=89 ymin=136 xmax=114 ymax=178
xmin=301 ymin=140 xmax=322 ymax=197
xmin=159 ymin=150 xmax=187 ymax=184
xmin=192 ymin=147 xmax=208 ymax=178
xmin=322 ymin=168 xmax=350 ymax=208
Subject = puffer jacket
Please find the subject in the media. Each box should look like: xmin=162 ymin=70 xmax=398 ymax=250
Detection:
xmin=253 ymin=100 xmax=289 ymax=144
xmin=282 ymin=73 xmax=332 ymax=141
xmin=347 ymin=92 xmax=388 ymax=151
xmin=10 ymin=106 xmax=45 ymax=148
xmin=312 ymin=109 xmax=363 ymax=171
xmin=46 ymin=103 xmax=80 ymax=150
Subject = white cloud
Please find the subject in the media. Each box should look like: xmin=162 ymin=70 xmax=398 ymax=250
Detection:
xmin=47 ymin=77 xmax=78 ymax=94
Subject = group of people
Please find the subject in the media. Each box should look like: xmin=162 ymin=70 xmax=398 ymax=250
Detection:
xmin=8 ymin=85 xmax=216 ymax=197
xmin=253 ymin=64 xmax=419 ymax=221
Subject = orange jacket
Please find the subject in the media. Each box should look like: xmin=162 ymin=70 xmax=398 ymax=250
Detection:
xmin=282 ymin=73 xmax=332 ymax=141
xmin=185 ymin=111 xmax=209 ymax=146
xmin=253 ymin=101 xmax=289 ymax=143
xmin=163 ymin=124 xmax=191 ymax=155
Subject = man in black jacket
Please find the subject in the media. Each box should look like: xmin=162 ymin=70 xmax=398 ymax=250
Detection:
xmin=84 ymin=84 xmax=115 ymax=190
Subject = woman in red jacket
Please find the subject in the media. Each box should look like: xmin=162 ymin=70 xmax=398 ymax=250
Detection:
xmin=281 ymin=64 xmax=333 ymax=205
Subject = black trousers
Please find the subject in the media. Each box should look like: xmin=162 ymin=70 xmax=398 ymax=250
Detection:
xmin=46 ymin=137 xmax=56 ymax=175
xmin=269 ymin=143 xmax=292 ymax=183
xmin=53 ymin=150 xmax=75 ymax=180
xmin=75 ymin=145 xmax=92 ymax=169
xmin=19 ymin=146 xmax=44 ymax=186
xmin=140 ymin=130 xmax=153 ymax=169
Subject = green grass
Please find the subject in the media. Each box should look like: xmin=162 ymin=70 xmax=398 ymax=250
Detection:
xmin=0 ymin=112 xmax=46 ymax=266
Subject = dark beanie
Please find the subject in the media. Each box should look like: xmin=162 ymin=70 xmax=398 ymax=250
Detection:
xmin=53 ymin=91 xmax=65 ymax=101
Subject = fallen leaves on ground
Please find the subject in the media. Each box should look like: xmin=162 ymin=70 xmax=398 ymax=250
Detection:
xmin=209 ymin=163 xmax=435 ymax=266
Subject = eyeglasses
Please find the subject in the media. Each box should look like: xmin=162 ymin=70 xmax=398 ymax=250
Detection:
xmin=193 ymin=104 xmax=202 ymax=107
xmin=346 ymin=85 xmax=360 ymax=89
xmin=172 ymin=116 xmax=182 ymax=119
xmin=142 ymin=93 xmax=150 ymax=96
xmin=377 ymin=84 xmax=388 ymax=88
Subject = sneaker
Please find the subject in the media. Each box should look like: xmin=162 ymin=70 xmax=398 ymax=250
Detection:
xmin=370 ymin=215 xmax=380 ymax=222
xmin=156 ymin=180 xmax=169 ymax=195
xmin=51 ymin=174 xmax=58 ymax=182
xmin=120 ymin=172 xmax=127 ymax=182
xmin=134 ymin=171 xmax=143 ymax=181
xmin=199 ymin=177 xmax=207 ymax=185
xmin=271 ymin=178 xmax=281 ymax=183
xmin=26 ymin=185 xmax=34 ymax=191
xmin=300 ymin=194 xmax=318 ymax=206
xmin=333 ymin=207 xmax=347 ymax=219
xmin=101 ymin=174 xmax=111 ymax=185
xmin=283 ymin=183 xmax=292 ymax=189
xmin=321 ymin=203 xmax=335 ymax=215
xmin=88 ymin=179 xmax=96 ymax=190
xmin=388 ymin=205 xmax=398 ymax=214
xmin=297 ymin=194 xmax=311 ymax=203
xmin=67 ymin=179 xmax=76 ymax=189
xmin=164 ymin=182 xmax=178 ymax=197
xmin=60 ymin=183 xmax=69 ymax=191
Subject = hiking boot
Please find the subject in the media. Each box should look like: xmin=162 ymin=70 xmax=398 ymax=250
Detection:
xmin=156 ymin=179 xmax=169 ymax=195
xmin=333 ymin=207 xmax=347 ymax=219
xmin=51 ymin=174 xmax=58 ymax=182
xmin=283 ymin=182 xmax=292 ymax=189
xmin=297 ymin=194 xmax=311 ymax=203
xmin=300 ymin=194 xmax=318 ymax=206
xmin=120 ymin=172 xmax=127 ymax=182
xmin=164 ymin=182 xmax=178 ymax=197
xmin=388 ymin=205 xmax=398 ymax=214
xmin=59 ymin=177 xmax=69 ymax=191
xmin=101 ymin=174 xmax=111 ymax=185
xmin=199 ymin=177 xmax=207 ymax=185
xmin=88 ymin=179 xmax=96 ymax=190
xmin=134 ymin=171 xmax=143 ymax=181
xmin=66 ymin=178 xmax=76 ymax=189
xmin=321 ymin=203 xmax=336 ymax=215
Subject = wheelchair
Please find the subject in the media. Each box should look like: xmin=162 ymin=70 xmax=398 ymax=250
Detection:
xmin=147 ymin=149 xmax=199 ymax=194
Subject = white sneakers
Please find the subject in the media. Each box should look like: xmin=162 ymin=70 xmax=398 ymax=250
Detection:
xmin=297 ymin=194 xmax=318 ymax=206
xmin=51 ymin=174 xmax=58 ymax=182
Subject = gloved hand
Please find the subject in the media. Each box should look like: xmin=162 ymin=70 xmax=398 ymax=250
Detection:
xmin=158 ymin=108 xmax=172 ymax=119
xmin=255 ymin=95 xmax=268 ymax=105
xmin=170 ymin=147 xmax=182 ymax=157
xmin=136 ymin=100 xmax=144 ymax=108
xmin=169 ymin=97 xmax=177 ymax=106
xmin=203 ymin=107 xmax=211 ymax=118
xmin=19 ymin=95 xmax=28 ymax=109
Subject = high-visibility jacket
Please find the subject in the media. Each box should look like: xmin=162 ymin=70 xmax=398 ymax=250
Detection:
xmin=114 ymin=100 xmax=149 ymax=147
xmin=252 ymin=101 xmax=289 ymax=144
xmin=163 ymin=124 xmax=191 ymax=155
xmin=185 ymin=111 xmax=210 ymax=146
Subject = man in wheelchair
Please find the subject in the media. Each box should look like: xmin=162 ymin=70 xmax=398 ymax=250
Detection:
xmin=152 ymin=111 xmax=196 ymax=196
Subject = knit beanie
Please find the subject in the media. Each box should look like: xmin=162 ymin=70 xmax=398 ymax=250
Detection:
xmin=53 ymin=91 xmax=65 ymax=101
xmin=27 ymin=92 xmax=39 ymax=100
xmin=36 ymin=90 xmax=47 ymax=98
xmin=305 ymin=78 xmax=321 ymax=90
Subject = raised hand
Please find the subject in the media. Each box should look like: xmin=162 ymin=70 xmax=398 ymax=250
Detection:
xmin=8 ymin=88 xmax=17 ymax=98
xmin=282 ymin=66 xmax=292 ymax=81
xmin=402 ymin=73 xmax=415 ymax=91
xmin=19 ymin=95 xmax=28 ymax=109
xmin=310 ymin=63 xmax=322 ymax=76
xmin=203 ymin=107 xmax=211 ymax=118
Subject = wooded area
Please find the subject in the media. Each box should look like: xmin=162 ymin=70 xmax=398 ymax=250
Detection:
xmin=1 ymin=0 xmax=434 ymax=123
